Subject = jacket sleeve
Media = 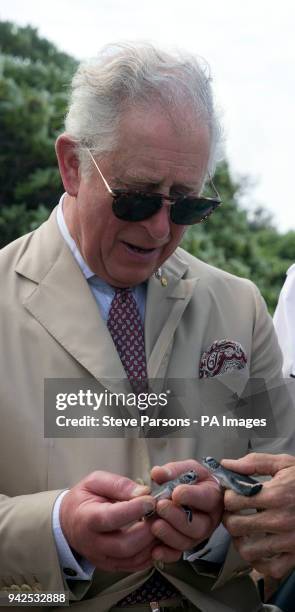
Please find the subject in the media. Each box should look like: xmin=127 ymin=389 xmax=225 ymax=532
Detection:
xmin=0 ymin=491 xmax=92 ymax=601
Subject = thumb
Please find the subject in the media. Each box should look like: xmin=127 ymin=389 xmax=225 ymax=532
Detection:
xmin=221 ymin=453 xmax=294 ymax=477
xmin=84 ymin=470 xmax=150 ymax=500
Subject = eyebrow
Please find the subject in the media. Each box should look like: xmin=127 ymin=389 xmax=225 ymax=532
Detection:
xmin=114 ymin=175 xmax=199 ymax=193
xmin=114 ymin=174 xmax=161 ymax=187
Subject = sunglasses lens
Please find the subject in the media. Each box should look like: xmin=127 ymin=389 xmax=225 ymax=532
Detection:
xmin=171 ymin=198 xmax=218 ymax=225
xmin=112 ymin=191 xmax=220 ymax=224
xmin=112 ymin=193 xmax=162 ymax=221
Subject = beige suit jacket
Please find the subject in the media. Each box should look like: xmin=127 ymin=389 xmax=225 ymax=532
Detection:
xmin=0 ymin=210 xmax=291 ymax=611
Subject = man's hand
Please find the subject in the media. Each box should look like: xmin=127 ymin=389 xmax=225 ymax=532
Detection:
xmin=149 ymin=459 xmax=223 ymax=563
xmin=60 ymin=471 xmax=157 ymax=572
xmin=222 ymin=453 xmax=295 ymax=579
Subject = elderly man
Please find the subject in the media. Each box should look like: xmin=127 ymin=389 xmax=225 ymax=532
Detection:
xmin=0 ymin=43 xmax=290 ymax=612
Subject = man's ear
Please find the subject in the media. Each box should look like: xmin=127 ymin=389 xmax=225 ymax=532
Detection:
xmin=55 ymin=134 xmax=81 ymax=196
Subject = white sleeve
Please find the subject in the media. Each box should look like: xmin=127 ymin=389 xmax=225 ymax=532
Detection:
xmin=273 ymin=264 xmax=295 ymax=376
xmin=52 ymin=490 xmax=95 ymax=581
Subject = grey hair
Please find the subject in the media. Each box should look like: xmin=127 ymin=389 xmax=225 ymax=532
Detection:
xmin=65 ymin=42 xmax=223 ymax=176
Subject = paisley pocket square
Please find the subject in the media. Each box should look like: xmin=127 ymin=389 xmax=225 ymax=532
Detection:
xmin=199 ymin=339 xmax=247 ymax=378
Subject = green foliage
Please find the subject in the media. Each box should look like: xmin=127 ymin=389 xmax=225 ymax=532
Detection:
xmin=0 ymin=203 xmax=50 ymax=245
xmin=182 ymin=162 xmax=295 ymax=313
xmin=0 ymin=21 xmax=76 ymax=73
xmin=1 ymin=19 xmax=294 ymax=314
xmin=0 ymin=20 xmax=77 ymax=212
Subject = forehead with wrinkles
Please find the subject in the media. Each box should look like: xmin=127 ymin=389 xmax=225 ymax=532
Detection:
xmin=107 ymin=102 xmax=210 ymax=191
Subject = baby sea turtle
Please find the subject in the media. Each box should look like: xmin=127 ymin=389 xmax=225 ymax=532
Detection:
xmin=202 ymin=457 xmax=262 ymax=497
xmin=149 ymin=470 xmax=198 ymax=522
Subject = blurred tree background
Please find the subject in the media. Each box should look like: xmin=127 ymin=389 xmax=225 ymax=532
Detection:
xmin=1 ymin=20 xmax=294 ymax=313
xmin=0 ymin=21 xmax=77 ymax=243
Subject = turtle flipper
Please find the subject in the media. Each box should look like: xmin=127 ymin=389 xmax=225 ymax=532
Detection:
xmin=231 ymin=477 xmax=262 ymax=497
xmin=182 ymin=505 xmax=193 ymax=522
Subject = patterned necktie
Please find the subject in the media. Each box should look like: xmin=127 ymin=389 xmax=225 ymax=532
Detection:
xmin=107 ymin=287 xmax=148 ymax=391
xmin=107 ymin=288 xmax=181 ymax=606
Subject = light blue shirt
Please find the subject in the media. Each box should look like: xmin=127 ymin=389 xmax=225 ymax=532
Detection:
xmin=53 ymin=195 xmax=146 ymax=581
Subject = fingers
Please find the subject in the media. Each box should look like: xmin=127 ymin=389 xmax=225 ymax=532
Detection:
xmin=92 ymin=521 xmax=155 ymax=558
xmin=221 ymin=453 xmax=295 ymax=477
xmin=223 ymin=508 xmax=295 ymax=537
xmin=90 ymin=529 xmax=183 ymax=569
xmin=152 ymin=544 xmax=183 ymax=564
xmin=224 ymin=483 xmax=286 ymax=512
xmin=148 ymin=464 xmax=223 ymax=553
xmin=231 ymin=532 xmax=295 ymax=579
xmin=60 ymin=465 xmax=222 ymax=573
xmin=83 ymin=470 xmax=150 ymax=500
xmin=94 ymin=542 xmax=156 ymax=573
xmin=157 ymin=498 xmax=215 ymax=536
xmin=233 ymin=532 xmax=295 ymax=563
xmin=172 ymin=480 xmax=222 ymax=514
xmin=60 ymin=480 xmax=155 ymax=562
xmin=87 ymin=495 xmax=156 ymax=532
xmin=224 ymin=469 xmax=295 ymax=514
xmin=151 ymin=500 xmax=212 ymax=550
xmin=246 ymin=552 xmax=295 ymax=580
xmin=152 ymin=518 xmax=197 ymax=551
xmin=151 ymin=460 xmax=210 ymax=484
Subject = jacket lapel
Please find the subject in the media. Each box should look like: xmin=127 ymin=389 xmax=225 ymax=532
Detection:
xmin=15 ymin=211 xmax=127 ymax=384
xmin=145 ymin=251 xmax=199 ymax=379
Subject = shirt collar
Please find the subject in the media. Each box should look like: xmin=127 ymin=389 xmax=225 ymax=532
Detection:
xmin=56 ymin=195 xmax=148 ymax=303
xmin=56 ymin=194 xmax=95 ymax=280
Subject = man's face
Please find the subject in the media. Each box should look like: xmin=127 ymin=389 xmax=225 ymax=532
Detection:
xmin=64 ymin=104 xmax=210 ymax=287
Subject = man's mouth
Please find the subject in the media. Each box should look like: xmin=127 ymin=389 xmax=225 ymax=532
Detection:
xmin=122 ymin=241 xmax=157 ymax=254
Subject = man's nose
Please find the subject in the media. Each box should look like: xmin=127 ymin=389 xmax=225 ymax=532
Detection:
xmin=140 ymin=199 xmax=171 ymax=241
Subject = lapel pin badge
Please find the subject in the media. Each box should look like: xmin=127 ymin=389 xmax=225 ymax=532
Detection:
xmin=155 ymin=267 xmax=168 ymax=287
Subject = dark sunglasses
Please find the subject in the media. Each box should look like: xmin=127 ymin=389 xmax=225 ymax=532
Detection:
xmin=87 ymin=149 xmax=221 ymax=225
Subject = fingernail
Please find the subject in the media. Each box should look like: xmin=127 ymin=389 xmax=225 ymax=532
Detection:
xmin=132 ymin=485 xmax=150 ymax=497
xmin=162 ymin=467 xmax=173 ymax=478
xmin=143 ymin=500 xmax=156 ymax=515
